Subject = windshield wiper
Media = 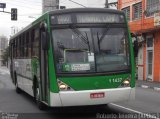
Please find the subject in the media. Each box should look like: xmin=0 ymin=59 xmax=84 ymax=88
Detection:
xmin=97 ymin=32 xmax=101 ymax=51
xmin=97 ymin=25 xmax=110 ymax=51
xmin=69 ymin=24 xmax=91 ymax=53
xmin=99 ymin=25 xmax=110 ymax=42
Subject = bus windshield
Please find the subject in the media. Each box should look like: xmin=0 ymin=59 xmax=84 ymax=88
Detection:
xmin=52 ymin=27 xmax=130 ymax=74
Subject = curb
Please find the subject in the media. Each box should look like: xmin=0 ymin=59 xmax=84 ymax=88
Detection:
xmin=141 ymin=85 xmax=149 ymax=88
xmin=140 ymin=85 xmax=160 ymax=91
xmin=153 ymin=87 xmax=160 ymax=91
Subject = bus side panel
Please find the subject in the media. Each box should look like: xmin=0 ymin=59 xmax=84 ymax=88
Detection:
xmin=14 ymin=59 xmax=33 ymax=96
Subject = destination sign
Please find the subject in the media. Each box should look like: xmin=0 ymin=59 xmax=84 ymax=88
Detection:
xmin=51 ymin=13 xmax=125 ymax=25
xmin=76 ymin=13 xmax=124 ymax=23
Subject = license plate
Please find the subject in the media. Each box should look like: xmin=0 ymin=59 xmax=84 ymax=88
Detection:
xmin=90 ymin=92 xmax=105 ymax=99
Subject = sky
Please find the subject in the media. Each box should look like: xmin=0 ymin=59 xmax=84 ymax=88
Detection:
xmin=0 ymin=0 xmax=117 ymax=38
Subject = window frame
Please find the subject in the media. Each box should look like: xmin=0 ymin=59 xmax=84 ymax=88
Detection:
xmin=122 ymin=6 xmax=130 ymax=21
xmin=132 ymin=2 xmax=142 ymax=20
xmin=145 ymin=0 xmax=160 ymax=17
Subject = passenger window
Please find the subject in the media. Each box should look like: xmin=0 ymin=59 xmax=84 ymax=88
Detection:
xmin=31 ymin=28 xmax=40 ymax=58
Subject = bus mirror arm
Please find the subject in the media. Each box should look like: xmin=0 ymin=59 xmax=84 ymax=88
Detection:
xmin=40 ymin=22 xmax=47 ymax=32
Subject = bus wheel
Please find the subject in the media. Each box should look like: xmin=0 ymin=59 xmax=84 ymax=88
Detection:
xmin=34 ymin=80 xmax=46 ymax=110
xmin=15 ymin=73 xmax=22 ymax=94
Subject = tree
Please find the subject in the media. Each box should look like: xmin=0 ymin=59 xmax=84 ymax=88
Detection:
xmin=2 ymin=46 xmax=9 ymax=66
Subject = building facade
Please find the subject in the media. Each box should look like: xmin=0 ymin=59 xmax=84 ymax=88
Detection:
xmin=118 ymin=0 xmax=160 ymax=82
xmin=0 ymin=36 xmax=8 ymax=66
xmin=42 ymin=0 xmax=59 ymax=13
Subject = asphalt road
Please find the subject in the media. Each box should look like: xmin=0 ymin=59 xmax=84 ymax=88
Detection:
xmin=0 ymin=67 xmax=160 ymax=119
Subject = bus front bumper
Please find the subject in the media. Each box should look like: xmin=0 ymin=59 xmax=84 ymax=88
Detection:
xmin=50 ymin=87 xmax=135 ymax=107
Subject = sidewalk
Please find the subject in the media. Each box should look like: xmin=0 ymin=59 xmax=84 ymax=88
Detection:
xmin=136 ymin=80 xmax=160 ymax=91
xmin=0 ymin=66 xmax=10 ymax=74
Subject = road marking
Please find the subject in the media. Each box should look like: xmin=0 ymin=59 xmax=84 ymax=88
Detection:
xmin=110 ymin=103 xmax=160 ymax=119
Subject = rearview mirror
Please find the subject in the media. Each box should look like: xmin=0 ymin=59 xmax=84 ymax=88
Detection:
xmin=41 ymin=31 xmax=49 ymax=50
xmin=133 ymin=36 xmax=138 ymax=58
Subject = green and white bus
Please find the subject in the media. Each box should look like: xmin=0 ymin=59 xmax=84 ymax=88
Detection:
xmin=9 ymin=8 xmax=135 ymax=110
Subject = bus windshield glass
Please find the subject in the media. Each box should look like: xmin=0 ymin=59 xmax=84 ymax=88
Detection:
xmin=52 ymin=26 xmax=130 ymax=74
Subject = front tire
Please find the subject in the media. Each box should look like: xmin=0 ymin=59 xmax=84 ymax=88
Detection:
xmin=15 ymin=73 xmax=22 ymax=94
xmin=33 ymin=78 xmax=46 ymax=110
xmin=16 ymin=82 xmax=22 ymax=94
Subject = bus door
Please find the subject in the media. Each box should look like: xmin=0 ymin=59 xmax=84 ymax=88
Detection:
xmin=40 ymin=26 xmax=49 ymax=103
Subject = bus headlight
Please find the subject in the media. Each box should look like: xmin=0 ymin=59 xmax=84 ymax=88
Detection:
xmin=59 ymin=84 xmax=68 ymax=90
xmin=121 ymin=79 xmax=130 ymax=87
xmin=58 ymin=80 xmax=74 ymax=91
xmin=119 ymin=76 xmax=131 ymax=88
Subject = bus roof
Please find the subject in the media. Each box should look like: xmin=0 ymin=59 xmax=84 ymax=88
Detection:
xmin=10 ymin=8 xmax=124 ymax=42
xmin=48 ymin=8 xmax=124 ymax=15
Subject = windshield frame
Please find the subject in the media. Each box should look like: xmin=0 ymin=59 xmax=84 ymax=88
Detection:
xmin=51 ymin=23 xmax=131 ymax=76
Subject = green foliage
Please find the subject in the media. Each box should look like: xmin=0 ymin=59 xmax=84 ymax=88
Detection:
xmin=2 ymin=46 xmax=9 ymax=65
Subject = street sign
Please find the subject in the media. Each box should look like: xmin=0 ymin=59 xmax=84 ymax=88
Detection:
xmin=0 ymin=3 xmax=6 ymax=8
